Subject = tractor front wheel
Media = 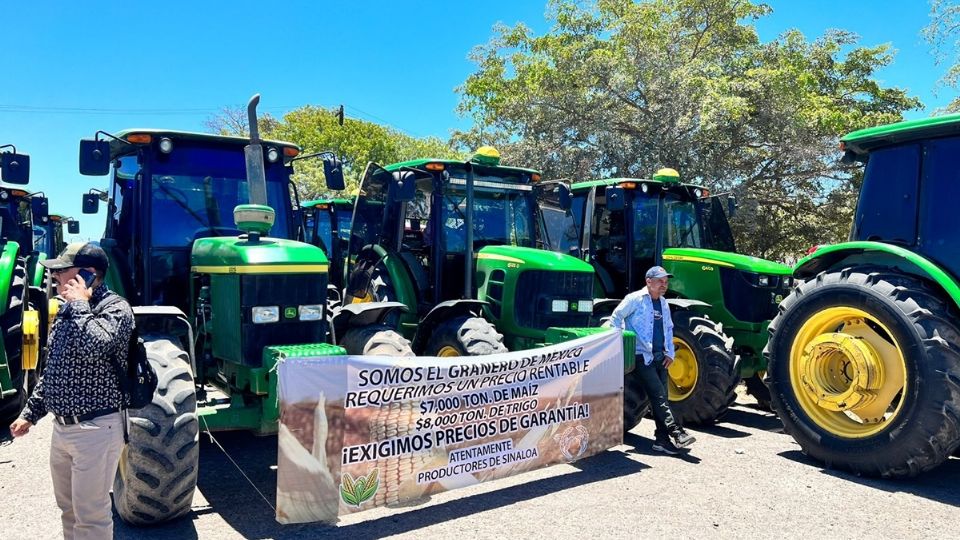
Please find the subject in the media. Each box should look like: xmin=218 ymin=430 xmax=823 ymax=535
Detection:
xmin=113 ymin=338 xmax=198 ymax=525
xmin=668 ymin=311 xmax=739 ymax=425
xmin=424 ymin=317 xmax=507 ymax=356
xmin=764 ymin=267 xmax=960 ymax=478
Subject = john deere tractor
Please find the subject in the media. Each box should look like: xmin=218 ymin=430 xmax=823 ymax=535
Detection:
xmin=342 ymin=148 xmax=639 ymax=425
xmin=0 ymin=146 xmax=48 ymax=433
xmin=540 ymin=169 xmax=792 ymax=424
xmin=34 ymin=213 xmax=78 ymax=259
xmin=764 ymin=113 xmax=960 ymax=478
xmin=76 ymin=95 xmax=411 ymax=525
xmin=300 ymin=197 xmax=354 ymax=296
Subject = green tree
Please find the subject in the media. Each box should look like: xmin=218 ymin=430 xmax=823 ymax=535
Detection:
xmin=206 ymin=105 xmax=462 ymax=200
xmin=924 ymin=0 xmax=960 ymax=113
xmin=456 ymin=0 xmax=920 ymax=259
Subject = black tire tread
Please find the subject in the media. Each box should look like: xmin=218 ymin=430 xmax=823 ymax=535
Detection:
xmin=424 ymin=316 xmax=508 ymax=356
xmin=670 ymin=311 xmax=739 ymax=425
xmin=113 ymin=338 xmax=199 ymax=525
xmin=341 ymin=324 xmax=414 ymax=356
xmin=764 ymin=266 xmax=960 ymax=478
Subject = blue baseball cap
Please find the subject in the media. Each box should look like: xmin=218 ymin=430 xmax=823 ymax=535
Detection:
xmin=645 ymin=266 xmax=673 ymax=279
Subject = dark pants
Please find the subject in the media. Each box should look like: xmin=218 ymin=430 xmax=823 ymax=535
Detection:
xmin=636 ymin=354 xmax=679 ymax=441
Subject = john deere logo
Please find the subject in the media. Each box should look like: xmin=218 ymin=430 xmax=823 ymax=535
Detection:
xmin=284 ymin=307 xmax=297 ymax=319
xmin=773 ymin=293 xmax=784 ymax=305
xmin=340 ymin=470 xmax=379 ymax=507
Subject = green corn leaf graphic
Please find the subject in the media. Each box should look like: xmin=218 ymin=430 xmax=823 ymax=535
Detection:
xmin=340 ymin=484 xmax=360 ymax=507
xmin=359 ymin=478 xmax=379 ymax=502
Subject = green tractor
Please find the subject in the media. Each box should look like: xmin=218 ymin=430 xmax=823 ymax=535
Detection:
xmin=0 ymin=146 xmax=48 ymax=432
xmin=76 ymin=95 xmax=411 ymax=524
xmin=34 ymin=213 xmax=78 ymax=260
xmin=300 ymin=197 xmax=354 ymax=299
xmin=764 ymin=113 xmax=960 ymax=478
xmin=342 ymin=147 xmax=638 ymax=422
xmin=540 ymin=169 xmax=792 ymax=424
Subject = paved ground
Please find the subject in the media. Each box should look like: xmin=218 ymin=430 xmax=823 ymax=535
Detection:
xmin=2 ymin=391 xmax=958 ymax=539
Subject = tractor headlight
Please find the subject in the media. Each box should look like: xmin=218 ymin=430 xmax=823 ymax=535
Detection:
xmin=266 ymin=146 xmax=280 ymax=163
xmin=758 ymin=275 xmax=770 ymax=287
xmin=298 ymin=304 xmax=323 ymax=321
xmin=252 ymin=306 xmax=280 ymax=324
xmin=159 ymin=137 xmax=174 ymax=154
xmin=577 ymin=300 xmax=593 ymax=313
xmin=783 ymin=276 xmax=793 ymax=288
xmin=551 ymin=299 xmax=569 ymax=312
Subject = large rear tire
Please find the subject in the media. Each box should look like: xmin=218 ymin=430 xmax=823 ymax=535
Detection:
xmin=764 ymin=267 xmax=960 ymax=478
xmin=668 ymin=311 xmax=739 ymax=425
xmin=113 ymin=338 xmax=199 ymax=525
xmin=0 ymin=259 xmax=28 ymax=427
xmin=341 ymin=324 xmax=413 ymax=356
xmin=424 ymin=316 xmax=508 ymax=356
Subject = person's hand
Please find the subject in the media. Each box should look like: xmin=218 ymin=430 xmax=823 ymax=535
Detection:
xmin=9 ymin=418 xmax=32 ymax=438
xmin=663 ymin=356 xmax=674 ymax=368
xmin=60 ymin=275 xmax=93 ymax=303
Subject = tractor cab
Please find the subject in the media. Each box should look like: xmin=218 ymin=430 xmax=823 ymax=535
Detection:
xmin=34 ymin=214 xmax=77 ymax=259
xmin=345 ymin=147 xmax=597 ymax=353
xmin=301 ymin=197 xmax=354 ymax=290
xmin=79 ymin=130 xmax=302 ymax=312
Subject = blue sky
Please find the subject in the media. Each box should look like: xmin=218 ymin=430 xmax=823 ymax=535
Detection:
xmin=0 ymin=0 xmax=948 ymax=240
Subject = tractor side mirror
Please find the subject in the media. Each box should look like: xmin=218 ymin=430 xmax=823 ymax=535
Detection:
xmin=0 ymin=152 xmax=30 ymax=184
xmin=391 ymin=171 xmax=416 ymax=202
xmin=323 ymin=155 xmax=345 ymax=191
xmin=82 ymin=193 xmax=100 ymax=214
xmin=79 ymin=139 xmax=111 ymax=176
xmin=727 ymin=196 xmax=738 ymax=218
xmin=67 ymin=220 xmax=80 ymax=235
xmin=605 ymin=186 xmax=625 ymax=211
xmin=31 ymin=196 xmax=49 ymax=225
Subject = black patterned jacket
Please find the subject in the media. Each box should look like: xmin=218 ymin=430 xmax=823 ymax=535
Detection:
xmin=19 ymin=284 xmax=134 ymax=424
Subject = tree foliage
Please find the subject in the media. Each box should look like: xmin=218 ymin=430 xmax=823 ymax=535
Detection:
xmin=924 ymin=0 xmax=960 ymax=113
xmin=456 ymin=0 xmax=920 ymax=259
xmin=206 ymin=105 xmax=462 ymax=200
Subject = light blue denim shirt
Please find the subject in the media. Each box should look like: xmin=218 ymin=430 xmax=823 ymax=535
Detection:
xmin=609 ymin=287 xmax=675 ymax=365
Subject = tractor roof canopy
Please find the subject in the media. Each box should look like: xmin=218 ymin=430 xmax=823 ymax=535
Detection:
xmin=841 ymin=113 xmax=960 ymax=155
xmin=108 ymin=129 xmax=300 ymax=159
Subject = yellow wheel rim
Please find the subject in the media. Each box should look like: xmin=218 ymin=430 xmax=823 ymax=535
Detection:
xmin=668 ymin=337 xmax=698 ymax=401
xmin=788 ymin=306 xmax=907 ymax=438
xmin=436 ymin=345 xmax=461 ymax=357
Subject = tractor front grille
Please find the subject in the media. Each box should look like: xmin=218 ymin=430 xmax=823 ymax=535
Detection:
xmin=513 ymin=270 xmax=593 ymax=330
xmin=239 ymin=273 xmax=328 ymax=366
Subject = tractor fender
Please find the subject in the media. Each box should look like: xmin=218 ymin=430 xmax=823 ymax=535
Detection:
xmin=666 ymin=298 xmax=712 ymax=311
xmin=411 ymin=300 xmax=487 ymax=353
xmin=795 ymin=241 xmax=960 ymax=312
xmin=132 ymin=306 xmax=197 ymax=376
xmin=332 ymin=301 xmax=409 ymax=342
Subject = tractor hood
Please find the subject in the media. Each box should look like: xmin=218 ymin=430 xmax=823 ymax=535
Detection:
xmin=192 ymin=236 xmax=329 ymax=273
xmin=663 ymin=247 xmax=790 ymax=275
xmin=477 ymin=245 xmax=593 ymax=273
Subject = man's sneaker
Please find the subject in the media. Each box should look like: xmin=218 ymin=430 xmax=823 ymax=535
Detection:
xmin=671 ymin=429 xmax=696 ymax=448
xmin=652 ymin=438 xmax=681 ymax=455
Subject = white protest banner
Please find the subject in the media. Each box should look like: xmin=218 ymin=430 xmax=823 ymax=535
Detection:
xmin=276 ymin=329 xmax=624 ymax=524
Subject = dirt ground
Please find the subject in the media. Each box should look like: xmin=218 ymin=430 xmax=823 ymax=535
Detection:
xmin=2 ymin=388 xmax=957 ymax=539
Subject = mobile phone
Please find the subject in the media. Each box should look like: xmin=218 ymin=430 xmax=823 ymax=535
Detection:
xmin=78 ymin=269 xmax=96 ymax=288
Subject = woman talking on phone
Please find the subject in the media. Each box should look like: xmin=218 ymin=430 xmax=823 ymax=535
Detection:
xmin=9 ymin=242 xmax=134 ymax=540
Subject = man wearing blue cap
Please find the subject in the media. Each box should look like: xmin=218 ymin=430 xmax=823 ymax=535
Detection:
xmin=610 ymin=265 xmax=696 ymax=454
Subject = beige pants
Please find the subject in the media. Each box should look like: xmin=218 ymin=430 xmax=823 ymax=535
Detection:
xmin=50 ymin=412 xmax=124 ymax=540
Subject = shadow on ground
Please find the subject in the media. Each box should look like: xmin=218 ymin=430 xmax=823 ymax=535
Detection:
xmin=778 ymin=450 xmax=960 ymax=507
xmin=116 ymin=429 xmax=650 ymax=539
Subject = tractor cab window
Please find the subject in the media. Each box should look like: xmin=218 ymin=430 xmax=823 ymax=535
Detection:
xmin=540 ymin=202 xmax=582 ymax=256
xmin=350 ymin=164 xmax=392 ymax=258
xmin=853 ymin=143 xmax=920 ymax=246
xmin=663 ymin=193 xmax=703 ymax=249
xmin=441 ymin=186 xmax=535 ymax=252
xmin=33 ymin=225 xmax=49 ymax=255
xmin=702 ymin=196 xmax=736 ymax=252
xmin=592 ymin=199 xmax=628 ymax=290
xmin=314 ymin=209 xmax=333 ymax=252
xmin=631 ymin=194 xmax=659 ymax=263
xmin=111 ymin=155 xmax=138 ymax=250
xmin=919 ymin=136 xmax=960 ymax=276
